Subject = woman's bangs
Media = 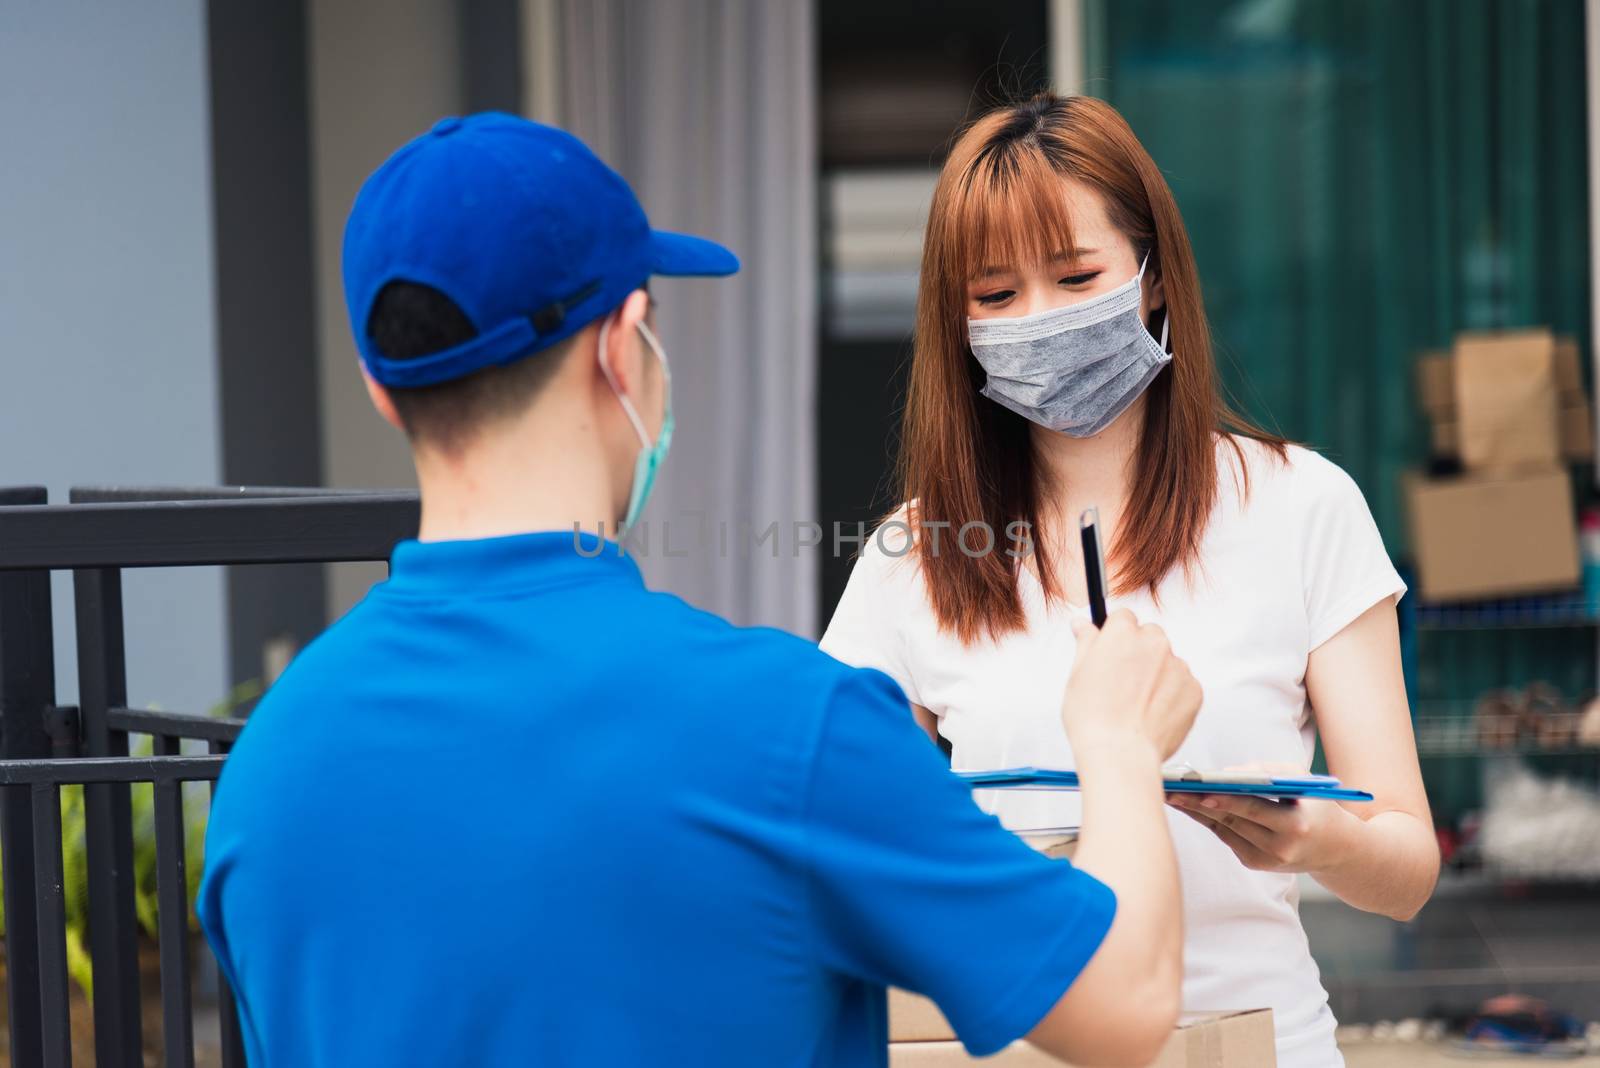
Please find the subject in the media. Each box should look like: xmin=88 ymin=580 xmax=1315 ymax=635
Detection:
xmin=950 ymin=146 xmax=1078 ymax=284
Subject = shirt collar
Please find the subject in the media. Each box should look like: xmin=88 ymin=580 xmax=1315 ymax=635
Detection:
xmin=384 ymin=529 xmax=642 ymax=596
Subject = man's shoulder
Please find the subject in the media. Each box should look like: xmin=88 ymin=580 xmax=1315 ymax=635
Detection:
xmin=220 ymin=598 xmax=390 ymax=749
xmin=255 ymin=597 xmax=380 ymax=692
xmin=232 ymin=583 xmax=911 ymax=763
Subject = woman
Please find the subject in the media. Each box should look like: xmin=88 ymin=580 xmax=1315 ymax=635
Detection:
xmin=820 ymin=93 xmax=1437 ymax=1067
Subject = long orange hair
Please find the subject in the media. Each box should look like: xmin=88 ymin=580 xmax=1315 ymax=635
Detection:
xmin=898 ymin=93 xmax=1284 ymax=643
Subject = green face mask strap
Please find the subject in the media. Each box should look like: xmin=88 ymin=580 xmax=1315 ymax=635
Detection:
xmin=598 ymin=316 xmax=673 ymax=537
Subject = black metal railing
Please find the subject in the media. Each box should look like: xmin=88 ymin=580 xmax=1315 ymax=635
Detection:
xmin=0 ymin=486 xmax=418 ymax=1068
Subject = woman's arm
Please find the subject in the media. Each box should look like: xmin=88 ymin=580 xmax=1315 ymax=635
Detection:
xmin=1171 ymin=599 xmax=1438 ymax=921
xmin=910 ymin=702 xmax=939 ymax=744
xmin=1303 ymin=598 xmax=1438 ymax=917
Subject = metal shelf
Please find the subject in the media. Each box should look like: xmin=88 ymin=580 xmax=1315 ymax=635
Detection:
xmin=1413 ymin=715 xmax=1600 ymax=758
xmin=1413 ymin=592 xmax=1597 ymax=630
xmin=1418 ymin=745 xmax=1600 ymax=758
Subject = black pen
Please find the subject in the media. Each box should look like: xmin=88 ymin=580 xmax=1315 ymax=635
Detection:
xmin=1079 ymin=507 xmax=1108 ymax=628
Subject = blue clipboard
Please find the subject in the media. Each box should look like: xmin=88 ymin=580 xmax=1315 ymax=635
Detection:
xmin=957 ymin=767 xmax=1373 ymax=803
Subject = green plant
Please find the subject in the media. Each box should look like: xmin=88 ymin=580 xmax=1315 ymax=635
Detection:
xmin=0 ymin=678 xmax=261 ymax=1000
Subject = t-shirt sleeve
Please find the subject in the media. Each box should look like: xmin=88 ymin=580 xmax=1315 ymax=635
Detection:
xmin=1292 ymin=449 xmax=1407 ymax=650
xmin=818 ymin=517 xmax=925 ymax=707
xmin=803 ymin=668 xmax=1116 ymax=1056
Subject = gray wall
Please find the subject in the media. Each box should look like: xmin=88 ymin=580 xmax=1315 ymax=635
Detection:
xmin=0 ymin=1 xmax=228 ymax=714
xmin=308 ymin=0 xmax=464 ymax=618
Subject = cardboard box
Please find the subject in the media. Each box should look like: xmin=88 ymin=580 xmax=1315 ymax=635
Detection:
xmin=891 ymin=988 xmax=956 ymax=1043
xmin=1431 ymin=417 xmax=1459 ymax=456
xmin=1454 ymin=330 xmax=1561 ymax=472
xmin=1418 ymin=333 xmax=1586 ymax=410
xmin=1561 ymin=399 xmax=1594 ymax=461
xmin=1555 ymin=336 xmax=1585 ymax=396
xmin=1404 ymin=468 xmax=1579 ymax=602
xmin=887 ymin=995 xmax=1275 ymax=1067
xmin=1415 ymin=350 xmax=1455 ymax=416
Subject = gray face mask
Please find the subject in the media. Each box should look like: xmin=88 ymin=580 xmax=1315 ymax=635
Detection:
xmin=966 ymin=256 xmax=1171 ymax=437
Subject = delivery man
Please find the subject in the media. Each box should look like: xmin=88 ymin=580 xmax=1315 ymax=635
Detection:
xmin=198 ymin=113 xmax=1202 ymax=1068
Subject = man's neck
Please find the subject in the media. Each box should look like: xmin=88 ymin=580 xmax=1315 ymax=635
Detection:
xmin=412 ymin=417 xmax=619 ymax=544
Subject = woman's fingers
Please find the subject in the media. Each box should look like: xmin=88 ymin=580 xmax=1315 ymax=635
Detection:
xmin=1170 ymin=804 xmax=1217 ymax=832
xmin=1173 ymin=793 xmax=1316 ymax=868
xmin=1194 ymin=804 xmax=1277 ymax=853
xmin=1177 ymin=805 xmax=1286 ymax=869
xmin=1202 ymin=821 xmax=1278 ymax=870
xmin=1185 ymin=793 xmax=1301 ymax=833
xmin=1174 ymin=804 xmax=1279 ymax=869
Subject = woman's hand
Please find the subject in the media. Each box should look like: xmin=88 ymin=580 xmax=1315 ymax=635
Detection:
xmin=1177 ymin=600 xmax=1437 ymax=921
xmin=1167 ymin=790 xmax=1361 ymax=874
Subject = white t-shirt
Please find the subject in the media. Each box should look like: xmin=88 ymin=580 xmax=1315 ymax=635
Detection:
xmin=819 ymin=436 xmax=1405 ymax=1068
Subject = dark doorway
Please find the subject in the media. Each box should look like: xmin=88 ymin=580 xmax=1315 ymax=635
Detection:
xmin=815 ymin=0 xmax=1050 ymax=622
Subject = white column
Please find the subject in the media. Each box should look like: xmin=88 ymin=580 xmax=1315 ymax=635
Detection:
xmin=1587 ymin=0 xmax=1600 ymax=682
xmin=522 ymin=0 xmax=564 ymax=123
xmin=1050 ymin=0 xmax=1086 ymax=96
xmin=1588 ymin=0 xmax=1600 ymax=485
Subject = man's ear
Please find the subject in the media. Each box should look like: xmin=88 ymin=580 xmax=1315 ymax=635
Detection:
xmin=598 ymin=288 xmax=653 ymax=398
xmin=361 ymin=368 xmax=405 ymax=432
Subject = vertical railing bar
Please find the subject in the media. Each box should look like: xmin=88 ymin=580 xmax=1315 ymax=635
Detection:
xmin=152 ymin=728 xmax=185 ymax=1064
xmin=208 ymin=740 xmax=248 ymax=1068
xmin=31 ymin=781 xmax=72 ymax=1068
xmin=75 ymin=567 xmax=144 ymax=1068
xmin=216 ymin=970 xmax=247 ymax=1068
xmin=0 ymin=785 xmax=43 ymax=1064
xmin=1 ymin=490 xmax=419 ymax=1068
xmin=0 ymin=520 xmax=54 ymax=1068
xmin=154 ymin=777 xmax=195 ymax=1068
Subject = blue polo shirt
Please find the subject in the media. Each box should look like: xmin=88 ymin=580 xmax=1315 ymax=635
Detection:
xmin=198 ymin=531 xmax=1115 ymax=1067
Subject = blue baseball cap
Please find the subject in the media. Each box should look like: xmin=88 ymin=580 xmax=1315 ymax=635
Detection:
xmin=343 ymin=112 xmax=739 ymax=388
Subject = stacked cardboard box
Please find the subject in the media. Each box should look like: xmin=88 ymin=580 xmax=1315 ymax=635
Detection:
xmin=1556 ymin=337 xmax=1597 ymax=461
xmin=1406 ymin=330 xmax=1590 ymax=602
xmin=1416 ymin=333 xmax=1592 ymax=463
xmin=887 ymin=990 xmax=1275 ymax=1067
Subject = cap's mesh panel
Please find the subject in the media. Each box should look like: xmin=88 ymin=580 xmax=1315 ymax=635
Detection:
xmin=368 ymin=282 xmax=477 ymax=361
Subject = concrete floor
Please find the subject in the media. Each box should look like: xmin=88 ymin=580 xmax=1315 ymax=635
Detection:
xmin=1343 ymin=1041 xmax=1600 ymax=1067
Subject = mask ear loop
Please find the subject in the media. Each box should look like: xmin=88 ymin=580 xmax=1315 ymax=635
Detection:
xmin=598 ymin=314 xmax=653 ymax=449
xmin=1140 ymin=250 xmax=1169 ymax=352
